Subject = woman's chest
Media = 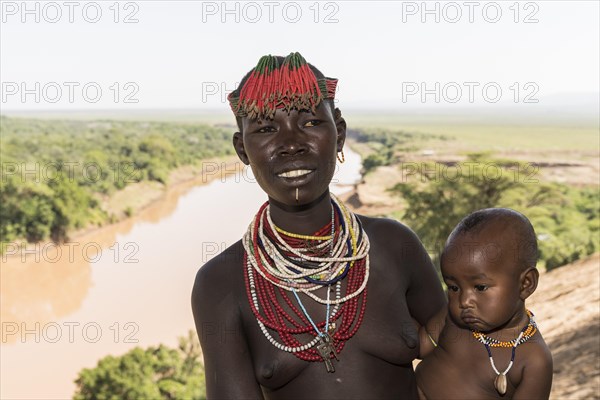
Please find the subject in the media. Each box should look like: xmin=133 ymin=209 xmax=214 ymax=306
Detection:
xmin=242 ymin=258 xmax=418 ymax=388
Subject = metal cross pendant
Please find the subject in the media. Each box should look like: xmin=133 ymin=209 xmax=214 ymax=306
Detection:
xmin=316 ymin=333 xmax=339 ymax=373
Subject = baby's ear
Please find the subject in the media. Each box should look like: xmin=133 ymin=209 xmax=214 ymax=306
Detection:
xmin=519 ymin=267 xmax=539 ymax=300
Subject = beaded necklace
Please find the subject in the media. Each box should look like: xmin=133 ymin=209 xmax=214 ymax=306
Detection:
xmin=242 ymin=193 xmax=369 ymax=371
xmin=472 ymin=309 xmax=537 ymax=395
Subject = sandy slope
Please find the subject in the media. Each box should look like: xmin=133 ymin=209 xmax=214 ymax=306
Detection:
xmin=527 ymin=253 xmax=600 ymax=400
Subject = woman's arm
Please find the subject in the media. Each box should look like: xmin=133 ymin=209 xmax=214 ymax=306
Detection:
xmin=397 ymin=224 xmax=447 ymax=326
xmin=192 ymin=258 xmax=265 ymax=399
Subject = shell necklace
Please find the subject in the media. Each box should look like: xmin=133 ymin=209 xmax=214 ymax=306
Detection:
xmin=472 ymin=309 xmax=537 ymax=395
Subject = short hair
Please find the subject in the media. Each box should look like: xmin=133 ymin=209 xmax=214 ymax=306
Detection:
xmin=444 ymin=208 xmax=539 ymax=269
xmin=231 ymin=56 xmax=336 ymax=131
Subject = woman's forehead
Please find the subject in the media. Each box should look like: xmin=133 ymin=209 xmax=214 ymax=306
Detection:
xmin=243 ymin=102 xmax=333 ymax=124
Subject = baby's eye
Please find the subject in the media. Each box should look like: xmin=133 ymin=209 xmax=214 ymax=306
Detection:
xmin=475 ymin=285 xmax=488 ymax=292
xmin=303 ymin=120 xmax=321 ymax=127
xmin=446 ymin=285 xmax=459 ymax=292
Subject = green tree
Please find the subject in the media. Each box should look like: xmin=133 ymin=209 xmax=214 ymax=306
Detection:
xmin=390 ymin=156 xmax=515 ymax=265
xmin=47 ymin=175 xmax=97 ymax=242
xmin=389 ymin=156 xmax=599 ymax=270
xmin=0 ymin=116 xmax=234 ymax=250
xmin=74 ymin=331 xmax=206 ymax=400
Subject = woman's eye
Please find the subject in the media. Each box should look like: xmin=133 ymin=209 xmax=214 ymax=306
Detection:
xmin=475 ymin=285 xmax=488 ymax=292
xmin=303 ymin=120 xmax=321 ymax=127
xmin=256 ymin=126 xmax=276 ymax=133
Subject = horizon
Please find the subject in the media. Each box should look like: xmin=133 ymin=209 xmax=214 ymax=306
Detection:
xmin=2 ymin=1 xmax=598 ymax=111
xmin=2 ymin=92 xmax=598 ymax=127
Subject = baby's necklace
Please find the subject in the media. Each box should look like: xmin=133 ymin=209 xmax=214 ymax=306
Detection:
xmin=471 ymin=309 xmax=537 ymax=395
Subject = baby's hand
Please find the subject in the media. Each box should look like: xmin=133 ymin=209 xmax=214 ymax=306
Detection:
xmin=416 ymin=308 xmax=447 ymax=359
xmin=417 ymin=325 xmax=435 ymax=359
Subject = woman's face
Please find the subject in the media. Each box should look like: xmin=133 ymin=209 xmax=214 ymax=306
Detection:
xmin=234 ymin=102 xmax=345 ymax=206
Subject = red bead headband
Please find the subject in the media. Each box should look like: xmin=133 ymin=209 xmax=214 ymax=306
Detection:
xmin=227 ymin=52 xmax=338 ymax=120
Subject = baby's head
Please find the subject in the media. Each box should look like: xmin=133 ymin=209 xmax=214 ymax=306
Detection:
xmin=440 ymin=208 xmax=539 ymax=333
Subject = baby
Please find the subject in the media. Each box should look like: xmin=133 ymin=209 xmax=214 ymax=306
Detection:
xmin=416 ymin=208 xmax=553 ymax=399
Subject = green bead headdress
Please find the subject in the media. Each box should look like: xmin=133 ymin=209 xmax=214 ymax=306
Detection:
xmin=227 ymin=52 xmax=338 ymax=120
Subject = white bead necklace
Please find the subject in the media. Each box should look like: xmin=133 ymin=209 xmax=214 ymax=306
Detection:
xmin=241 ymin=193 xmax=370 ymax=304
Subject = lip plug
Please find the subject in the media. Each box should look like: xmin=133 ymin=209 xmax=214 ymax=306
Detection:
xmin=295 ymin=188 xmax=299 ymax=202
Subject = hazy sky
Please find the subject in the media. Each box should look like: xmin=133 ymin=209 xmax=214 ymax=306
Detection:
xmin=1 ymin=0 xmax=599 ymax=110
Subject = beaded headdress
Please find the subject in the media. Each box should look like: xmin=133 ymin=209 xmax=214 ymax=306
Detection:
xmin=227 ymin=52 xmax=338 ymax=120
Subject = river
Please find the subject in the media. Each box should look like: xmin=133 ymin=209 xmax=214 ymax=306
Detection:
xmin=0 ymin=148 xmax=362 ymax=399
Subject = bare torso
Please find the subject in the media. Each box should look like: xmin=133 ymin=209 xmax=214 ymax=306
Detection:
xmin=193 ymin=215 xmax=446 ymax=399
xmin=416 ymin=316 xmax=551 ymax=399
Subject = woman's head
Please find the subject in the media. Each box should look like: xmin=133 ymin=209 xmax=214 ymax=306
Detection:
xmin=230 ymin=53 xmax=346 ymax=206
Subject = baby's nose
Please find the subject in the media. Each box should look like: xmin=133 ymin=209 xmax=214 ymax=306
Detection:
xmin=458 ymin=290 xmax=474 ymax=308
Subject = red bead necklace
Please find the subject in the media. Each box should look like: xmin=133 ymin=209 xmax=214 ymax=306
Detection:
xmin=243 ymin=198 xmax=369 ymax=362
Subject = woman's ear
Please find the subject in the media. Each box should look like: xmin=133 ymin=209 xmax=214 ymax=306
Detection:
xmin=334 ymin=108 xmax=347 ymax=152
xmin=519 ymin=267 xmax=539 ymax=300
xmin=233 ymin=131 xmax=250 ymax=165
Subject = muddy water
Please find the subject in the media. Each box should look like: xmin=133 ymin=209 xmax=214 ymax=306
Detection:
xmin=0 ymin=148 xmax=361 ymax=399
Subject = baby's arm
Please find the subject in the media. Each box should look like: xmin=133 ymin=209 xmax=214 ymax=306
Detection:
xmin=513 ymin=344 xmax=553 ymax=400
xmin=417 ymin=307 xmax=447 ymax=359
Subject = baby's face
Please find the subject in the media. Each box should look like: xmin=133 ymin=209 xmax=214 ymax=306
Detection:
xmin=441 ymin=234 xmax=524 ymax=333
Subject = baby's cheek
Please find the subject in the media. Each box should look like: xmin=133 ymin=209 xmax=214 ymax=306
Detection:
xmin=446 ymin=299 xmax=459 ymax=316
xmin=446 ymin=292 xmax=457 ymax=307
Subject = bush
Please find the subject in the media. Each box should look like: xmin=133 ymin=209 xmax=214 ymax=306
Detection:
xmin=0 ymin=116 xmax=234 ymax=248
xmin=74 ymin=331 xmax=206 ymax=400
xmin=390 ymin=155 xmax=599 ymax=270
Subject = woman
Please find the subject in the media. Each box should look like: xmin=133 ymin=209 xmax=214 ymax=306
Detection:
xmin=192 ymin=52 xmax=445 ymax=399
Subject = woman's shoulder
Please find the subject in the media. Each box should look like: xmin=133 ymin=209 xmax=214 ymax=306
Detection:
xmin=192 ymin=240 xmax=245 ymax=303
xmin=196 ymin=239 xmax=243 ymax=273
xmin=356 ymin=213 xmax=413 ymax=232
xmin=356 ymin=214 xmax=423 ymax=247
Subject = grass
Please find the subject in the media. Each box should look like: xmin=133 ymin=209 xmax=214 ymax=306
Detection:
xmin=346 ymin=113 xmax=599 ymax=153
xmin=5 ymin=109 xmax=598 ymax=152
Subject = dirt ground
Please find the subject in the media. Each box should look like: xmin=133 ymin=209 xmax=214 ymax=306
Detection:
xmin=528 ymin=253 xmax=600 ymax=400
xmin=341 ymin=145 xmax=599 ymax=218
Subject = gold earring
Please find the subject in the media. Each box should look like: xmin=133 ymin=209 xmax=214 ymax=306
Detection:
xmin=337 ymin=149 xmax=345 ymax=163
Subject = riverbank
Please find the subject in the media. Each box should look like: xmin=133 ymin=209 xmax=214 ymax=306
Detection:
xmin=2 ymin=155 xmax=241 ymax=259
xmin=96 ymin=155 xmax=241 ymax=225
xmin=1 ymin=154 xmax=266 ymax=399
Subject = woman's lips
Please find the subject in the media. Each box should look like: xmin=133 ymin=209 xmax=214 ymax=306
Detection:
xmin=276 ymin=169 xmax=316 ymax=184
xmin=277 ymin=169 xmax=314 ymax=178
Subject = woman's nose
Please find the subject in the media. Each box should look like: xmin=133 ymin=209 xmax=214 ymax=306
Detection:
xmin=277 ymin=126 xmax=307 ymax=157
